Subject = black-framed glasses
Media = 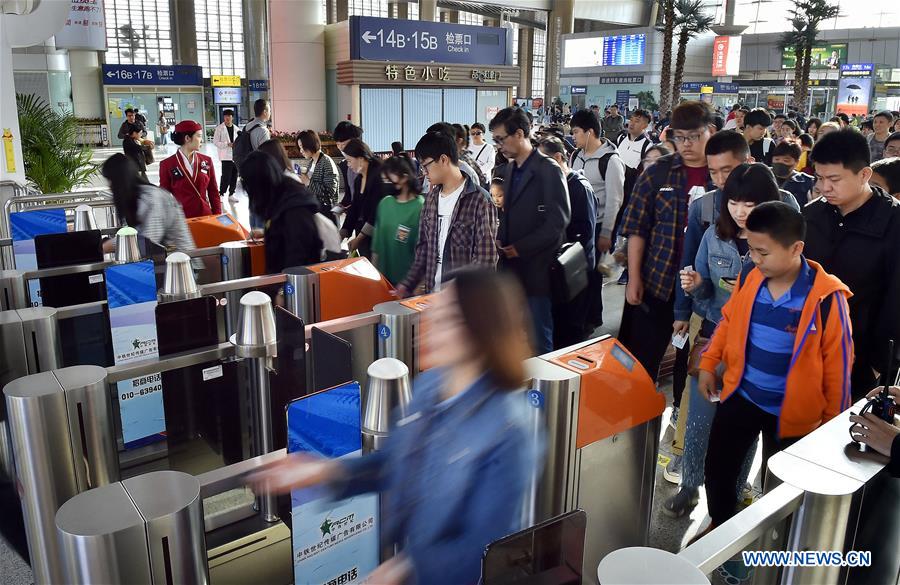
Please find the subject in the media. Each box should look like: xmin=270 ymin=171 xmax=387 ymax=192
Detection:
xmin=420 ymin=158 xmax=436 ymax=173
xmin=671 ymin=132 xmax=706 ymax=145
xmin=492 ymin=134 xmax=509 ymax=145
xmin=471 ymin=131 xmax=483 ymax=136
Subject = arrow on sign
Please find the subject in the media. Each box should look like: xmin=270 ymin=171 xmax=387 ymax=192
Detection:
xmin=362 ymin=31 xmax=376 ymax=44
xmin=106 ymin=71 xmax=115 ymax=78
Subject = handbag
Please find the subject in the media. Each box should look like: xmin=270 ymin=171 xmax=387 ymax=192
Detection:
xmin=142 ymin=143 xmax=155 ymax=165
xmin=687 ymin=334 xmax=712 ymax=377
xmin=550 ymin=241 xmax=589 ymax=304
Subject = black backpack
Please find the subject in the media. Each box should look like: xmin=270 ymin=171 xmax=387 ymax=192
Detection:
xmin=232 ymin=122 xmax=264 ymax=172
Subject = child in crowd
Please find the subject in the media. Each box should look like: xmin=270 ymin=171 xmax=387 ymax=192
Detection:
xmin=372 ymin=156 xmax=425 ymax=286
xmin=697 ymin=201 xmax=853 ymax=532
xmin=490 ymin=177 xmax=505 ymax=210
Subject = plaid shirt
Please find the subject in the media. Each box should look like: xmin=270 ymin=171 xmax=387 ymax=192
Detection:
xmin=619 ymin=153 xmax=715 ymax=302
xmin=400 ymin=176 xmax=497 ymax=292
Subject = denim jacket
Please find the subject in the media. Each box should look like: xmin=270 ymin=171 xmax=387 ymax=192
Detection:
xmin=690 ymin=226 xmax=750 ymax=324
xmin=334 ymin=368 xmax=543 ymax=584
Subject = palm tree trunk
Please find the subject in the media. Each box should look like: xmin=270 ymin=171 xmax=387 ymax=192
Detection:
xmin=672 ymin=29 xmax=690 ymax=105
xmin=792 ymin=41 xmax=804 ymax=112
xmin=798 ymin=42 xmax=813 ymax=113
xmin=659 ymin=0 xmax=676 ymax=113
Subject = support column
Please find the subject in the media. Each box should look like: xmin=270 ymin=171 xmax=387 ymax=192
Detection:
xmin=440 ymin=10 xmax=458 ymax=23
xmin=388 ymin=1 xmax=409 ymax=19
xmin=172 ymin=0 xmax=198 ymax=66
xmin=243 ymin=0 xmax=268 ymax=80
xmin=517 ymin=26 xmax=533 ymax=100
xmin=546 ymin=0 xmax=574 ymax=104
xmin=69 ymin=50 xmax=103 ymax=119
xmin=336 ymin=0 xmax=349 ymax=22
xmin=269 ymin=0 xmax=326 ymax=131
xmin=419 ymin=0 xmax=437 ymax=22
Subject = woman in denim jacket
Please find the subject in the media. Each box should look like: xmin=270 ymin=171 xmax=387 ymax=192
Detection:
xmin=664 ymin=164 xmax=781 ymax=518
xmin=252 ymin=269 xmax=542 ymax=584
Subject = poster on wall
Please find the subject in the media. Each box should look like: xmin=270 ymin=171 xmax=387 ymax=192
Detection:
xmin=781 ymin=44 xmax=846 ymax=70
xmin=712 ymin=36 xmax=742 ymax=77
xmin=9 ymin=209 xmax=67 ymax=306
xmin=54 ymin=0 xmax=107 ymax=51
xmin=287 ymin=382 xmax=380 ymax=585
xmin=836 ymin=78 xmax=873 ymax=117
xmin=767 ymin=94 xmax=786 ymax=110
xmin=105 ymin=260 xmax=167 ymax=449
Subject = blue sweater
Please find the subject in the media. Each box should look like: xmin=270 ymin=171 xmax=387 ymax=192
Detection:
xmin=335 ymin=369 xmax=542 ymax=584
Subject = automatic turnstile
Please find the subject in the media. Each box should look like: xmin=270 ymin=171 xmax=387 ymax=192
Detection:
xmin=527 ymin=335 xmax=665 ymax=584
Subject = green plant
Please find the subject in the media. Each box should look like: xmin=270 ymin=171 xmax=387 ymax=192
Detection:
xmin=671 ymin=0 xmax=715 ymax=104
xmin=16 ymin=93 xmax=98 ymax=193
xmin=780 ymin=0 xmax=839 ymax=113
xmin=636 ymin=91 xmax=659 ymax=113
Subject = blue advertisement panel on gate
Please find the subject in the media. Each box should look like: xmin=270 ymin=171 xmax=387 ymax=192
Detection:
xmin=287 ymin=382 xmax=379 ymax=585
xmin=350 ymin=16 xmax=508 ymax=65
xmin=102 ymin=64 xmax=203 ymax=86
xmin=105 ymin=260 xmax=166 ymax=448
xmin=10 ymin=209 xmax=67 ymax=306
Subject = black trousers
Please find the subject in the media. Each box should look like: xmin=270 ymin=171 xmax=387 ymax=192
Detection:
xmin=705 ymin=393 xmax=797 ymax=526
xmin=220 ymin=160 xmax=238 ymax=195
xmin=618 ymin=292 xmax=674 ymax=383
xmin=552 ymin=288 xmax=590 ymax=350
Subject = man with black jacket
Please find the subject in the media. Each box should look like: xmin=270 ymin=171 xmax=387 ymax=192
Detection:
xmin=491 ymin=107 xmax=571 ymax=354
xmin=333 ymin=121 xmax=363 ymax=210
xmin=804 ymin=129 xmax=900 ymax=398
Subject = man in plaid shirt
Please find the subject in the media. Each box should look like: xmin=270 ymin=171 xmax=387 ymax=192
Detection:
xmin=396 ymin=131 xmax=497 ymax=296
xmin=618 ymin=101 xmax=716 ymax=381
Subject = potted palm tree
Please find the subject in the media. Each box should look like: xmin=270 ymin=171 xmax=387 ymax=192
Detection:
xmin=16 ymin=94 xmax=98 ymax=193
xmin=657 ymin=0 xmax=677 ymax=114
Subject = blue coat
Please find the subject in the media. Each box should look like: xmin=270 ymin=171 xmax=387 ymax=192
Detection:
xmin=335 ymin=369 xmax=542 ymax=584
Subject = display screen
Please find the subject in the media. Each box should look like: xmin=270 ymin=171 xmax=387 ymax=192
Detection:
xmin=563 ymin=34 xmax=646 ymax=68
xmin=34 ymin=230 xmax=102 ymax=269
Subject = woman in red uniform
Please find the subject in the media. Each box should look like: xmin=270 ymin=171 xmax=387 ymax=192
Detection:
xmin=159 ymin=120 xmax=222 ymax=218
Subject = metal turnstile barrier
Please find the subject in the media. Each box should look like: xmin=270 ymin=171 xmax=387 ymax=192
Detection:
xmin=597 ymin=400 xmax=900 ymax=585
xmin=56 ymin=470 xmax=208 ymax=584
xmin=3 ymin=365 xmax=116 ymax=585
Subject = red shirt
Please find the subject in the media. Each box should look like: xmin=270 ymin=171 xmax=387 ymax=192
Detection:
xmin=159 ymin=151 xmax=221 ymax=218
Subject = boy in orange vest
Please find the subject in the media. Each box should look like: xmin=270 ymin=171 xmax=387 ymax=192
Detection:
xmin=697 ymin=201 xmax=853 ymax=529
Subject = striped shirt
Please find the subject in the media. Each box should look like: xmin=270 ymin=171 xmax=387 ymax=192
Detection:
xmin=738 ymin=258 xmax=815 ymax=416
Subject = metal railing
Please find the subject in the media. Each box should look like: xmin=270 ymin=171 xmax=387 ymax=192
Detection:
xmin=3 ymin=190 xmax=118 ymax=239
xmin=597 ymin=401 xmax=898 ymax=584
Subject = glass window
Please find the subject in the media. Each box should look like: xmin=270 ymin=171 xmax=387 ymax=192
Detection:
xmin=195 ymin=0 xmax=246 ymax=77
xmin=532 ymin=26 xmax=546 ymax=99
xmin=735 ymin=0 xmax=900 ymax=33
xmin=104 ymin=0 xmax=173 ymax=65
xmin=348 ymin=0 xmax=388 ymax=17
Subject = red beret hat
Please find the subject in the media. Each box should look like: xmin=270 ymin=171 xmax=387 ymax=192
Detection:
xmin=174 ymin=120 xmax=202 ymax=134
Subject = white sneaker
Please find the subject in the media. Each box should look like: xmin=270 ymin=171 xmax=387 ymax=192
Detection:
xmin=663 ymin=455 xmax=682 ymax=484
xmin=228 ymin=194 xmax=239 ymax=203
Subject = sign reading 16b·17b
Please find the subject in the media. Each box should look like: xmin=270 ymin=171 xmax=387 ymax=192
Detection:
xmin=350 ymin=16 xmax=509 ymax=66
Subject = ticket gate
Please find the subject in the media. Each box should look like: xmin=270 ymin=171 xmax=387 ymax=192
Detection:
xmin=187 ymin=213 xmax=250 ymax=248
xmin=526 ymin=335 xmax=665 ymax=584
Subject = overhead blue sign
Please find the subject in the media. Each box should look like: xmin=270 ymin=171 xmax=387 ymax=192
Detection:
xmin=350 ymin=16 xmax=508 ymax=66
xmin=249 ymin=79 xmax=269 ymax=91
xmin=102 ymin=64 xmax=203 ymax=86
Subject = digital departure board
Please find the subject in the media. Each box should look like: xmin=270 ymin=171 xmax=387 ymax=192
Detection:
xmin=563 ymin=34 xmax=646 ymax=68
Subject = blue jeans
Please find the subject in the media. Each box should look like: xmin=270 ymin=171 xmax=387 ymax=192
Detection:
xmin=527 ymin=296 xmax=554 ymax=355
xmin=682 ymin=375 xmax=758 ymax=496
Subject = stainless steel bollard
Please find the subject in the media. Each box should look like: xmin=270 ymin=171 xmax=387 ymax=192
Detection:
xmin=159 ymin=251 xmax=200 ymax=303
xmin=362 ymin=358 xmax=412 ymax=453
xmin=230 ymin=291 xmax=279 ymax=522
xmin=282 ymin=265 xmax=320 ymax=323
xmin=56 ymin=470 xmax=208 ymax=585
xmin=373 ymin=301 xmax=419 ymax=372
xmin=220 ymin=241 xmax=253 ymax=338
xmin=3 ymin=365 xmax=117 ymax=585
xmin=114 ymin=226 xmax=141 ymax=264
xmin=73 ymin=204 xmax=98 ymax=231
xmin=0 ymin=269 xmax=27 ymax=310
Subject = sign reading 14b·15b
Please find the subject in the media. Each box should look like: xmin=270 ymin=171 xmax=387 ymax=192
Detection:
xmin=350 ymin=16 xmax=508 ymax=66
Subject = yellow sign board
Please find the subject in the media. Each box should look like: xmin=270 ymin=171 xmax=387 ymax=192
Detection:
xmin=3 ymin=128 xmax=15 ymax=173
xmin=211 ymin=75 xmax=241 ymax=87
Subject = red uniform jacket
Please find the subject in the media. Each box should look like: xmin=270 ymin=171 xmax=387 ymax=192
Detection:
xmin=159 ymin=151 xmax=221 ymax=218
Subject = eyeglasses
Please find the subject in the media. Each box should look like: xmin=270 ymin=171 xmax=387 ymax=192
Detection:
xmin=471 ymin=131 xmax=483 ymax=136
xmin=671 ymin=132 xmax=706 ymax=145
xmin=420 ymin=159 xmax=436 ymax=173
xmin=493 ymin=134 xmax=510 ymax=145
